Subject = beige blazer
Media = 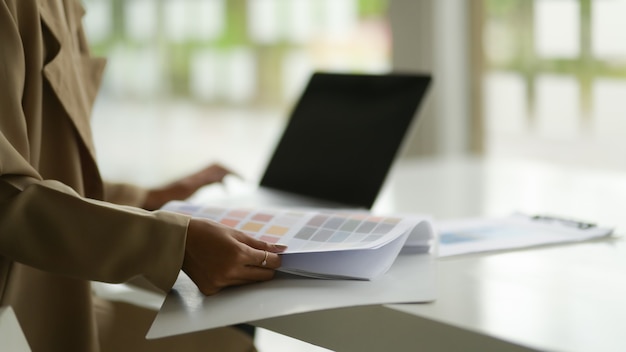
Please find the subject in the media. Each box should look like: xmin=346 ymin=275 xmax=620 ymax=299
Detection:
xmin=0 ymin=1 xmax=190 ymax=350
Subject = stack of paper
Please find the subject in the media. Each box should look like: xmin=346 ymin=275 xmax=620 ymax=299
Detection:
xmin=162 ymin=201 xmax=435 ymax=280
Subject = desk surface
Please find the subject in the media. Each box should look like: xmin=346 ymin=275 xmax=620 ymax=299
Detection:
xmin=252 ymin=156 xmax=626 ymax=352
xmin=0 ymin=306 xmax=31 ymax=351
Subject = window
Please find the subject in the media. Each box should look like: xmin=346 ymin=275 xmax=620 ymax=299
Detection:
xmin=83 ymin=0 xmax=390 ymax=107
xmin=482 ymin=0 xmax=626 ymax=169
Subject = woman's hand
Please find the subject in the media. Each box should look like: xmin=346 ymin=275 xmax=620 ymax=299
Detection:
xmin=143 ymin=163 xmax=235 ymax=210
xmin=183 ymin=218 xmax=287 ymax=295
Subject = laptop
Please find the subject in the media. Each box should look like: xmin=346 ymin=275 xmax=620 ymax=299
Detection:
xmin=205 ymin=71 xmax=432 ymax=210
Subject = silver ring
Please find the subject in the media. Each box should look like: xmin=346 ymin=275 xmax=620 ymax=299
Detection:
xmin=261 ymin=251 xmax=268 ymax=266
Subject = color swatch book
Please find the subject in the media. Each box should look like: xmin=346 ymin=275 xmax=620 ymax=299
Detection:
xmin=162 ymin=201 xmax=435 ymax=280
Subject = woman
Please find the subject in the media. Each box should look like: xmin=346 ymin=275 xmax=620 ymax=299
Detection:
xmin=0 ymin=1 xmax=285 ymax=350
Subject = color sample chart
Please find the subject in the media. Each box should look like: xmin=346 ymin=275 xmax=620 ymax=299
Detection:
xmin=162 ymin=202 xmax=407 ymax=253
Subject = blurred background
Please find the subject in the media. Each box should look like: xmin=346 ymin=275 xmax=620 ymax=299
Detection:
xmin=84 ymin=0 xmax=626 ymax=185
xmin=81 ymin=1 xmax=626 ymax=350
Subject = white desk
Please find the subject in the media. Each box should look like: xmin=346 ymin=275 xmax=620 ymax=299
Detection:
xmin=250 ymin=157 xmax=626 ymax=352
xmin=0 ymin=306 xmax=31 ymax=351
xmin=144 ymin=156 xmax=626 ymax=352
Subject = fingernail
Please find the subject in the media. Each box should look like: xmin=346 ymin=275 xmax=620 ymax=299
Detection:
xmin=274 ymin=244 xmax=288 ymax=251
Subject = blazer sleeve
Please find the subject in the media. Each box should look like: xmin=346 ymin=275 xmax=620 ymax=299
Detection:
xmin=0 ymin=179 xmax=189 ymax=292
xmin=103 ymin=181 xmax=149 ymax=208
xmin=0 ymin=3 xmax=187 ymax=292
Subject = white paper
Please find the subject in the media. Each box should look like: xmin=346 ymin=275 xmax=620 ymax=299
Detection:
xmin=437 ymin=213 xmax=614 ymax=257
xmin=161 ymin=201 xmax=435 ymax=279
xmin=147 ymin=251 xmax=436 ymax=339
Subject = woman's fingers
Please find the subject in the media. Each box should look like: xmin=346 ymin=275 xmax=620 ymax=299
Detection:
xmin=233 ymin=230 xmax=287 ymax=252
xmin=231 ymin=229 xmax=287 ymax=268
xmin=183 ymin=218 xmax=287 ymax=295
xmin=247 ymin=249 xmax=282 ymax=269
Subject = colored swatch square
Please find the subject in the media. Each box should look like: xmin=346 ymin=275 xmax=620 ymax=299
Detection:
xmin=175 ymin=205 xmax=201 ymax=215
xmin=220 ymin=218 xmax=240 ymax=227
xmin=242 ymin=222 xmax=264 ymax=232
xmin=201 ymin=207 xmax=224 ymax=217
xmin=259 ymin=235 xmax=279 ymax=244
xmin=349 ymin=213 xmax=368 ymax=220
xmin=355 ymin=221 xmax=377 ymax=234
xmin=372 ymin=222 xmax=395 ymax=235
xmin=266 ymin=225 xmax=289 ymax=236
xmin=197 ymin=213 xmax=219 ymax=221
xmin=346 ymin=233 xmax=367 ymax=243
xmin=339 ymin=219 xmax=361 ymax=232
xmin=329 ymin=231 xmax=351 ymax=243
xmin=383 ymin=217 xmax=401 ymax=224
xmin=307 ymin=215 xmax=329 ymax=227
xmin=311 ymin=229 xmax=334 ymax=242
xmin=252 ymin=213 xmax=273 ymax=222
xmin=323 ymin=216 xmax=345 ymax=230
xmin=295 ymin=226 xmax=316 ymax=240
xmin=227 ymin=209 xmax=249 ymax=219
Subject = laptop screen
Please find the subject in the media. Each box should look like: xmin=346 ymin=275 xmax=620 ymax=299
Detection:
xmin=260 ymin=72 xmax=432 ymax=209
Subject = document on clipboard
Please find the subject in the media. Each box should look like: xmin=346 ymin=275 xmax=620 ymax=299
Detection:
xmin=437 ymin=213 xmax=614 ymax=257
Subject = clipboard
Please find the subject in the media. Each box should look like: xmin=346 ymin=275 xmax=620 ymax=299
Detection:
xmin=437 ymin=213 xmax=614 ymax=257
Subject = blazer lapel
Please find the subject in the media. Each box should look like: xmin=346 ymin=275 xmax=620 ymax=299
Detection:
xmin=38 ymin=0 xmax=106 ymax=162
